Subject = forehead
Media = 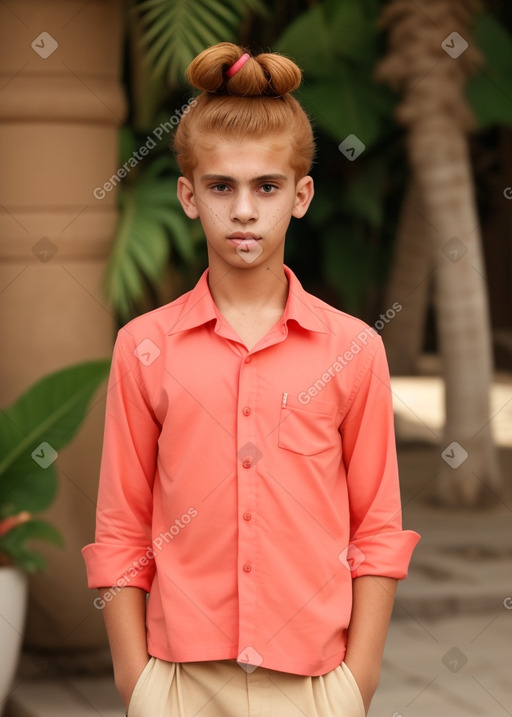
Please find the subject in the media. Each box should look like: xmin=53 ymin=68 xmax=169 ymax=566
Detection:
xmin=192 ymin=133 xmax=295 ymax=180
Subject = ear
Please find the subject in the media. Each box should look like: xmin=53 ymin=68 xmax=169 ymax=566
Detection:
xmin=292 ymin=176 xmax=314 ymax=219
xmin=177 ymin=176 xmax=199 ymax=219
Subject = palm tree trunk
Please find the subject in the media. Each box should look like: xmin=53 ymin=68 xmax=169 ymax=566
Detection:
xmin=376 ymin=0 xmax=500 ymax=505
xmin=381 ymin=181 xmax=434 ymax=374
xmin=410 ymin=120 xmax=499 ymax=504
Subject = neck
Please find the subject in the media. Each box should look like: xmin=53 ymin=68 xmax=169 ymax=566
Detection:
xmin=208 ymin=262 xmax=289 ymax=314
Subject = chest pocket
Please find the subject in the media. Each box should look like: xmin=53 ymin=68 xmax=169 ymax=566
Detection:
xmin=278 ymin=395 xmax=338 ymax=455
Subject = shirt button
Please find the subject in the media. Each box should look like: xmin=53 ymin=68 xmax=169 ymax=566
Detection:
xmin=243 ymin=512 xmax=252 ymax=521
xmin=243 ymin=563 xmax=252 ymax=572
xmin=242 ymin=406 xmax=251 ymax=416
xmin=242 ymin=458 xmax=252 ymax=469
xmin=244 ymin=356 xmax=252 ymax=364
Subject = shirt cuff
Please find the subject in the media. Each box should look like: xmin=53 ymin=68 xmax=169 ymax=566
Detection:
xmin=82 ymin=542 xmax=156 ymax=592
xmin=347 ymin=530 xmax=421 ymax=580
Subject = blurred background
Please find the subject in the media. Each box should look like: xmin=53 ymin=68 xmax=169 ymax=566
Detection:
xmin=0 ymin=0 xmax=511 ymax=715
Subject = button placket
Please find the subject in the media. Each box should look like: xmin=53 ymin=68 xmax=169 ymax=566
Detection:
xmin=237 ymin=352 xmax=259 ymax=650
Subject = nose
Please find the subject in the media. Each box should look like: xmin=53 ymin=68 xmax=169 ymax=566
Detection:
xmin=230 ymin=188 xmax=258 ymax=224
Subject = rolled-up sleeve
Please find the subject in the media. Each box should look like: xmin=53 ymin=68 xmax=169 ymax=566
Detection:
xmin=340 ymin=337 xmax=420 ymax=579
xmin=81 ymin=328 xmax=160 ymax=592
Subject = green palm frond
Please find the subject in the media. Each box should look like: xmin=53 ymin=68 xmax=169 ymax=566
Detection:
xmin=105 ymin=155 xmax=197 ymax=320
xmin=134 ymin=0 xmax=267 ymax=84
xmin=0 ymin=360 xmax=110 ymax=570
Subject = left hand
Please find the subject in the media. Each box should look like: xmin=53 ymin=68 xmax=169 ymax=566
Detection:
xmin=344 ymin=660 xmax=377 ymax=715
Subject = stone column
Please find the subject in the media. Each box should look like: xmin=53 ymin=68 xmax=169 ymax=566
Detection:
xmin=0 ymin=0 xmax=126 ymax=648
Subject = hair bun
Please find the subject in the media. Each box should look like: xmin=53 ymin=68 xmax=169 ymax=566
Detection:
xmin=186 ymin=42 xmax=302 ymax=97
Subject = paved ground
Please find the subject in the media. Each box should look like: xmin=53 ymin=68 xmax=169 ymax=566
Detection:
xmin=373 ymin=609 xmax=512 ymax=716
xmin=4 ymin=372 xmax=512 ymax=717
xmin=372 ymin=368 xmax=512 ymax=717
xmin=371 ymin=488 xmax=512 ymax=717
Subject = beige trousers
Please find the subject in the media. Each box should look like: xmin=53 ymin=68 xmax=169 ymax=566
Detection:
xmin=127 ymin=657 xmax=365 ymax=717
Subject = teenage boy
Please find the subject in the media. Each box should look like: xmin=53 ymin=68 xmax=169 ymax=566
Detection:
xmin=83 ymin=43 xmax=419 ymax=717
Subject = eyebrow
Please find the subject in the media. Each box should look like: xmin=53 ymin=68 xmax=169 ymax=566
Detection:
xmin=200 ymin=173 xmax=288 ymax=184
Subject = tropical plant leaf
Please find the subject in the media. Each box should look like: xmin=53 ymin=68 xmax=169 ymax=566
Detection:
xmin=473 ymin=12 xmax=512 ymax=71
xmin=326 ymin=0 xmax=381 ymax=66
xmin=466 ymin=13 xmax=512 ymax=129
xmin=129 ymin=219 xmax=169 ymax=281
xmin=466 ymin=75 xmax=512 ymax=128
xmin=0 ymin=360 xmax=110 ymax=481
xmin=0 ymin=519 xmax=63 ymax=572
xmin=0 ymin=361 xmax=109 ymax=569
xmin=0 ymin=519 xmax=63 ymax=549
xmin=274 ymin=5 xmax=334 ymax=76
xmin=276 ymin=1 xmax=393 ymax=148
xmin=275 ymin=0 xmax=382 ymax=73
xmin=149 ymin=208 xmax=196 ymax=261
xmin=119 ymin=126 xmax=139 ymax=166
xmin=321 ymin=223 xmax=373 ymax=313
xmin=298 ymin=68 xmax=391 ymax=147
xmin=0 ymin=462 xmax=58 ymax=516
xmin=135 ymin=0 xmax=267 ymax=85
xmin=340 ymin=156 xmax=386 ymax=227
xmin=0 ymin=546 xmax=46 ymax=572
xmin=105 ymin=155 xmax=198 ymax=319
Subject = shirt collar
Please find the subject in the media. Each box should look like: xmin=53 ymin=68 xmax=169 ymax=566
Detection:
xmin=166 ymin=265 xmax=329 ymax=336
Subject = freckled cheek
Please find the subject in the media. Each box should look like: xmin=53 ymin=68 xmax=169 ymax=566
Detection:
xmin=199 ymin=202 xmax=228 ymax=228
xmin=266 ymin=206 xmax=292 ymax=231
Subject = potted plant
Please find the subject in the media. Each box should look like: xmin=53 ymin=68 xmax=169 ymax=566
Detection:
xmin=0 ymin=360 xmax=110 ymax=716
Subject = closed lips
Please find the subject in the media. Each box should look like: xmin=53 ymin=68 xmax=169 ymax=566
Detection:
xmin=227 ymin=234 xmax=262 ymax=246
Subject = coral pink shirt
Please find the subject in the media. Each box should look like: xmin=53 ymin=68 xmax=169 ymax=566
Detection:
xmin=82 ymin=266 xmax=420 ymax=676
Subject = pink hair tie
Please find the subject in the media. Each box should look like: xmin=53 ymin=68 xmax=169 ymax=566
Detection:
xmin=225 ymin=52 xmax=250 ymax=78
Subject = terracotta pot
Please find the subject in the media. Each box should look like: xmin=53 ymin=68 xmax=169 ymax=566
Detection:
xmin=0 ymin=567 xmax=28 ymax=716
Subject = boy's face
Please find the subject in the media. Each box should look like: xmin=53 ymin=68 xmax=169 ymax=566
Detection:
xmin=177 ymin=133 xmax=314 ymax=271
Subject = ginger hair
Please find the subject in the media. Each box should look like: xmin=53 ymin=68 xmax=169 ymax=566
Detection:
xmin=173 ymin=42 xmax=315 ymax=179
